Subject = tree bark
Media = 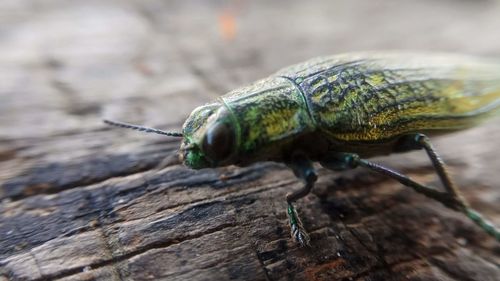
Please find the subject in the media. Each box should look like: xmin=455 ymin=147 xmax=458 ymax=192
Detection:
xmin=0 ymin=1 xmax=499 ymax=280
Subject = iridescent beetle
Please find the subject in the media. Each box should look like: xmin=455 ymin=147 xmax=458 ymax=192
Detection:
xmin=105 ymin=53 xmax=500 ymax=246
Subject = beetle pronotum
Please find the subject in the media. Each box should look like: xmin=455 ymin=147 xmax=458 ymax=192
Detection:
xmin=105 ymin=52 xmax=500 ymax=246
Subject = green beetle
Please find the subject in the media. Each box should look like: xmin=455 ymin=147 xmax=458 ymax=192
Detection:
xmin=105 ymin=52 xmax=500 ymax=246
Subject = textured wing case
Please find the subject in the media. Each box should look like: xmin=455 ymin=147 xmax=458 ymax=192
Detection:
xmin=277 ymin=53 xmax=500 ymax=142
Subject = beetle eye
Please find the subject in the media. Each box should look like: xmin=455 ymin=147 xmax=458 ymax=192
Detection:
xmin=202 ymin=122 xmax=234 ymax=163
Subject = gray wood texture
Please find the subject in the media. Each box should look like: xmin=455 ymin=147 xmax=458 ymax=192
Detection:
xmin=0 ymin=1 xmax=499 ymax=280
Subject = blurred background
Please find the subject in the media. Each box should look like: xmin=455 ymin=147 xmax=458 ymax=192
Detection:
xmin=1 ymin=0 xmax=500 ymax=139
xmin=1 ymin=1 xmax=500 ymax=280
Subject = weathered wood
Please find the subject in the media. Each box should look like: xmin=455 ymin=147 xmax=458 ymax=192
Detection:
xmin=1 ymin=1 xmax=499 ymax=280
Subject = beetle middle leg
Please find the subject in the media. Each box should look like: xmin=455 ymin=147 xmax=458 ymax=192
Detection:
xmin=286 ymin=153 xmax=317 ymax=246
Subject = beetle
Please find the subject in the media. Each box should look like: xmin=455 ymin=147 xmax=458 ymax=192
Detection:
xmin=105 ymin=52 xmax=500 ymax=246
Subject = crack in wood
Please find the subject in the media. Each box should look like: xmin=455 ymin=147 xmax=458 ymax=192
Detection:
xmin=2 ymin=152 xmax=171 ymax=202
xmin=255 ymin=249 xmax=273 ymax=281
xmin=30 ymin=222 xmax=240 ymax=281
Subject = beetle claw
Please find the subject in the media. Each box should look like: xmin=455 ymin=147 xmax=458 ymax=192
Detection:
xmin=287 ymin=203 xmax=311 ymax=247
xmin=291 ymin=223 xmax=311 ymax=247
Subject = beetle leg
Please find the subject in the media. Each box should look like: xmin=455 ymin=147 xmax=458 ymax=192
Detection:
xmin=320 ymin=151 xmax=469 ymax=210
xmin=286 ymin=154 xmax=317 ymax=246
xmin=310 ymin=144 xmax=499 ymax=241
xmin=393 ymin=133 xmax=499 ymax=240
xmin=320 ymin=151 xmax=499 ymax=241
xmin=395 ymin=133 xmax=465 ymax=202
xmin=320 ymin=152 xmax=359 ymax=171
xmin=354 ymin=156 xmax=500 ymax=241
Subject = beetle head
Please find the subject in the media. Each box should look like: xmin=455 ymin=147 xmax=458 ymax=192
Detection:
xmin=181 ymin=103 xmax=238 ymax=169
xmin=103 ymin=102 xmax=239 ymax=170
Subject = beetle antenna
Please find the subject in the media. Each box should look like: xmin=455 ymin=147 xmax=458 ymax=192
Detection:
xmin=103 ymin=119 xmax=183 ymax=137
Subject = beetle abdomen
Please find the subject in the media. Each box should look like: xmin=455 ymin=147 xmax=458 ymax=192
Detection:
xmin=278 ymin=53 xmax=500 ymax=142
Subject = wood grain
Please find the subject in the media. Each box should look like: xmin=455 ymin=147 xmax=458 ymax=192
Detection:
xmin=0 ymin=1 xmax=499 ymax=280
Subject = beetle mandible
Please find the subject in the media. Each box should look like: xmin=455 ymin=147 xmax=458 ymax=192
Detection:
xmin=105 ymin=52 xmax=500 ymax=246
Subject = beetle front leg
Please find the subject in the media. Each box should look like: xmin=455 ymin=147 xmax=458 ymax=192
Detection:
xmin=286 ymin=154 xmax=317 ymax=246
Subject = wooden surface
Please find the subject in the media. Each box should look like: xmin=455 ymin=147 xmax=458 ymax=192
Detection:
xmin=1 ymin=1 xmax=499 ymax=280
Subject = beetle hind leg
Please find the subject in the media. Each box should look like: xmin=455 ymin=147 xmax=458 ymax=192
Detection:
xmin=393 ymin=133 xmax=499 ymax=240
xmin=320 ymin=149 xmax=500 ymax=241
xmin=395 ymin=133 xmax=466 ymax=201
xmin=286 ymin=154 xmax=317 ymax=246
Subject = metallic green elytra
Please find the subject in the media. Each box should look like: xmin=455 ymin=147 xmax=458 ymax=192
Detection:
xmin=105 ymin=52 xmax=500 ymax=246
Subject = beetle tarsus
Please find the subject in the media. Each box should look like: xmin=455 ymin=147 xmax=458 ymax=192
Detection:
xmin=287 ymin=203 xmax=311 ymax=247
xmin=286 ymin=154 xmax=316 ymax=246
